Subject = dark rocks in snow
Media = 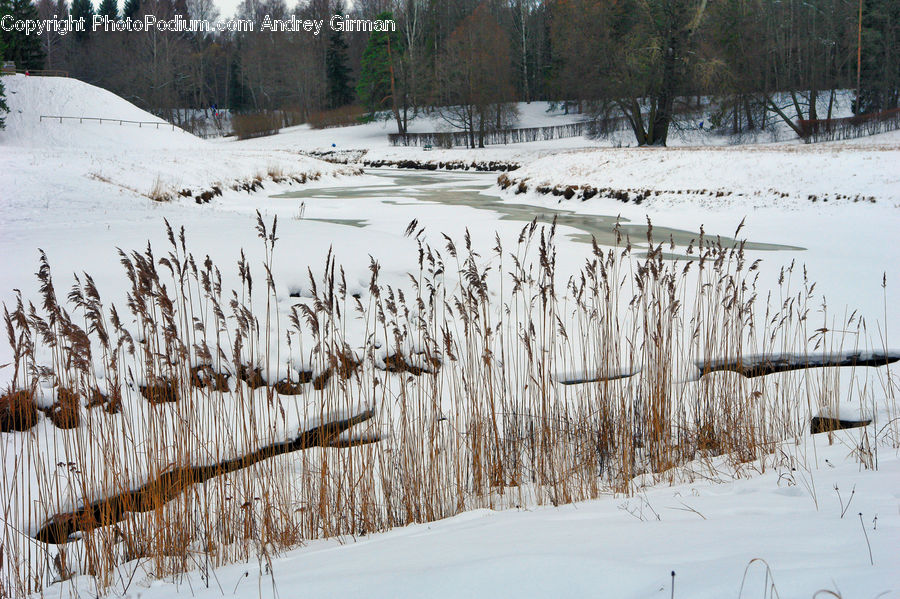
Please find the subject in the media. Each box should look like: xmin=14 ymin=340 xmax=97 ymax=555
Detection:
xmin=45 ymin=387 xmax=81 ymax=429
xmin=361 ymin=158 xmax=520 ymax=172
xmin=380 ymin=352 xmax=441 ymax=376
xmin=273 ymin=370 xmax=313 ymax=395
xmin=238 ymin=364 xmax=267 ymax=389
xmin=312 ymin=352 xmax=361 ymax=390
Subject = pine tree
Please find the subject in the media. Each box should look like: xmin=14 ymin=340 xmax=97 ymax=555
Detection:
xmin=70 ymin=0 xmax=93 ymax=40
xmin=356 ymin=11 xmax=405 ymax=132
xmin=326 ymin=2 xmax=353 ymax=109
xmin=123 ymin=0 xmax=139 ymax=19
xmin=97 ymin=0 xmax=118 ymax=19
xmin=0 ymin=0 xmax=47 ymax=69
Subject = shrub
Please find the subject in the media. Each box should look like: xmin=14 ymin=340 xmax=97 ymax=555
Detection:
xmin=307 ymin=105 xmax=367 ymax=129
xmin=232 ymin=111 xmax=282 ymax=139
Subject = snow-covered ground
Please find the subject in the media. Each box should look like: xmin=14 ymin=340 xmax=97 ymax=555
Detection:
xmin=2 ymin=76 xmax=898 ymax=598
xmin=51 ymin=428 xmax=900 ymax=599
xmin=502 ymin=140 xmax=900 ymax=207
xmin=226 ymin=91 xmax=865 ymax=165
xmin=0 ymin=74 xmax=358 ymax=220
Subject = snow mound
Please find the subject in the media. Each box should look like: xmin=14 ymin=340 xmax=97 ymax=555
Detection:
xmin=0 ymin=74 xmax=202 ymax=150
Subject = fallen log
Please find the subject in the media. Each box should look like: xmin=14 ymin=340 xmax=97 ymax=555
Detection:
xmin=694 ymin=350 xmax=899 ymax=379
xmin=554 ymin=350 xmax=899 ymax=385
xmin=810 ymin=416 xmax=871 ymax=434
xmin=34 ymin=410 xmax=377 ymax=545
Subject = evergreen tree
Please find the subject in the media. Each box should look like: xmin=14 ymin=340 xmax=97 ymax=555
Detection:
xmin=356 ymin=12 xmax=395 ymax=110
xmin=227 ymin=56 xmax=251 ymax=112
xmin=0 ymin=0 xmax=47 ymax=69
xmin=70 ymin=0 xmax=93 ymax=40
xmin=97 ymin=0 xmax=118 ymax=19
xmin=356 ymin=11 xmax=405 ymax=132
xmin=0 ymin=49 xmax=9 ymax=129
xmin=857 ymin=0 xmax=900 ymax=113
xmin=0 ymin=0 xmax=11 ymax=60
xmin=123 ymin=0 xmax=139 ymax=19
xmin=325 ymin=2 xmax=353 ymax=109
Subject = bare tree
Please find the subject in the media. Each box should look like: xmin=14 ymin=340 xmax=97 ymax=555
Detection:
xmin=436 ymin=2 xmax=516 ymax=147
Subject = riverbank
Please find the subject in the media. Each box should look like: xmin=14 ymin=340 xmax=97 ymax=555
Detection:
xmin=497 ymin=137 xmax=900 ymax=208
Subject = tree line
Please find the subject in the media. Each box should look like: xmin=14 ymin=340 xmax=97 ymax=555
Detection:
xmin=1 ymin=0 xmax=898 ymax=145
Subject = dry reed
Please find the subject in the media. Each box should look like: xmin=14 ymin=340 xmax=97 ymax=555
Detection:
xmin=0 ymin=214 xmax=895 ymax=597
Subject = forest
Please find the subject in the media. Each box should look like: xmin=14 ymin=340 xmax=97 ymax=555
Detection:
xmin=1 ymin=0 xmax=898 ymax=145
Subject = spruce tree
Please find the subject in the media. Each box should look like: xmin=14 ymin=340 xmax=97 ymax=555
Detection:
xmin=123 ymin=0 xmax=139 ymax=19
xmin=325 ymin=2 xmax=353 ymax=109
xmin=70 ymin=0 xmax=93 ymax=40
xmin=227 ymin=57 xmax=251 ymax=112
xmin=0 ymin=0 xmax=10 ymax=65
xmin=98 ymin=0 xmax=118 ymax=19
xmin=857 ymin=0 xmax=900 ymax=113
xmin=0 ymin=0 xmax=47 ymax=69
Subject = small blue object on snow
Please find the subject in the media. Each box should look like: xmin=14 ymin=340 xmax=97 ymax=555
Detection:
xmin=332 ymin=143 xmax=336 ymax=147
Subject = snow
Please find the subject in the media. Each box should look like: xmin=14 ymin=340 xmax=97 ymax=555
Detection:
xmin=40 ymin=428 xmax=900 ymax=599
xmin=502 ymin=143 xmax=900 ymax=208
xmin=0 ymin=73 xmax=358 ymax=217
xmin=2 ymin=75 xmax=899 ymax=598
xmin=231 ymin=101 xmax=592 ymax=151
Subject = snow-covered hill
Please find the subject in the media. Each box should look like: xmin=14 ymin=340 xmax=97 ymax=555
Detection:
xmin=1 ymin=74 xmax=201 ymax=150
xmin=0 ymin=74 xmax=355 ymax=225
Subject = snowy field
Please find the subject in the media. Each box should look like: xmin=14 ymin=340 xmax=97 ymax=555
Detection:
xmin=1 ymin=75 xmax=898 ymax=598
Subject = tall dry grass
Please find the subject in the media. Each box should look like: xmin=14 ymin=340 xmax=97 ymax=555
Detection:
xmin=0 ymin=215 xmax=895 ymax=597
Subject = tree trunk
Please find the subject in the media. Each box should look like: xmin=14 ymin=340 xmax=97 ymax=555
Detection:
xmin=744 ymin=96 xmax=755 ymax=130
xmin=649 ymin=41 xmax=679 ymax=146
xmin=619 ymin=98 xmax=648 ymax=146
xmin=478 ymin=110 xmax=486 ymax=148
xmin=809 ymin=88 xmax=818 ymax=121
xmin=387 ymin=36 xmax=406 ymax=135
xmin=764 ymin=94 xmax=804 ymax=136
xmin=733 ymin=99 xmax=739 ymax=134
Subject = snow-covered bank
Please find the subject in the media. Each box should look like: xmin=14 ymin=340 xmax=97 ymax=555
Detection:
xmin=498 ymin=141 xmax=900 ymax=208
xmin=40 ymin=425 xmax=900 ymax=599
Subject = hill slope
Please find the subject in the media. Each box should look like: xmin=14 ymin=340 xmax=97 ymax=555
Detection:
xmin=1 ymin=74 xmax=200 ymax=150
xmin=0 ymin=74 xmax=354 ymax=228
